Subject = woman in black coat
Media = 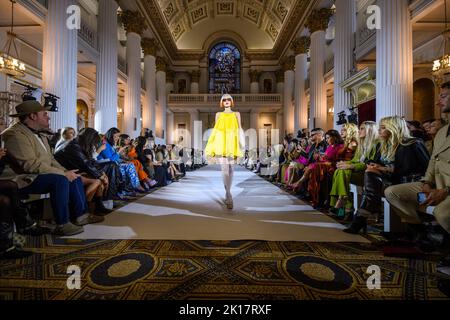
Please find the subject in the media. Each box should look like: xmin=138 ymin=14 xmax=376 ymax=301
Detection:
xmin=344 ymin=116 xmax=430 ymax=234
xmin=54 ymin=128 xmax=113 ymax=215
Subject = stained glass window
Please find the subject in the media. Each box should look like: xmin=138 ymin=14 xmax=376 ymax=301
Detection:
xmin=209 ymin=43 xmax=241 ymax=94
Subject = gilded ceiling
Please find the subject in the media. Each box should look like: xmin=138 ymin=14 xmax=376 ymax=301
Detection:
xmin=139 ymin=0 xmax=316 ymax=61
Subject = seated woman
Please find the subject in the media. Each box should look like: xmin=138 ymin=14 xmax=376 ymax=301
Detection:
xmin=285 ymin=138 xmax=310 ymax=189
xmin=54 ymin=128 xmax=113 ymax=215
xmin=55 ymin=127 xmax=76 ymax=153
xmin=344 ymin=116 xmax=430 ymax=234
xmin=97 ymin=128 xmax=142 ymax=195
xmin=167 ymin=144 xmax=183 ymax=179
xmin=155 ymin=145 xmax=173 ymax=184
xmin=329 ymin=121 xmax=380 ymax=220
xmin=118 ymin=134 xmax=155 ymax=191
xmin=134 ymin=136 xmax=157 ymax=188
xmin=290 ymin=128 xmax=328 ymax=195
xmin=306 ymin=130 xmax=345 ymax=208
xmin=274 ymin=136 xmax=292 ymax=183
xmin=143 ymin=140 xmax=169 ymax=187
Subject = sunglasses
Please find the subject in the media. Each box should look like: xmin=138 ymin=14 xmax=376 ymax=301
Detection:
xmin=223 ymin=98 xmax=232 ymax=102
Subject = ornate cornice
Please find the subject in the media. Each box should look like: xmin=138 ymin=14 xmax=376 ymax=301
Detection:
xmin=282 ymin=56 xmax=295 ymax=72
xmin=272 ymin=0 xmax=317 ymax=58
xmin=141 ymin=38 xmax=159 ymax=57
xmin=119 ymin=10 xmax=147 ymax=36
xmin=190 ymin=70 xmax=201 ymax=82
xmin=249 ymin=69 xmax=261 ymax=83
xmin=291 ymin=36 xmax=310 ymax=55
xmin=306 ymin=8 xmax=334 ymax=34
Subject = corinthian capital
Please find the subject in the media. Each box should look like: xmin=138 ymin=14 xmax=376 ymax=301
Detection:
xmin=306 ymin=8 xmax=333 ymax=34
xmin=141 ymin=38 xmax=159 ymax=56
xmin=282 ymin=56 xmax=295 ymax=72
xmin=292 ymin=36 xmax=310 ymax=55
xmin=119 ymin=10 xmax=147 ymax=35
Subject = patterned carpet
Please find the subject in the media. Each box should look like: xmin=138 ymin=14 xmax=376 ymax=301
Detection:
xmin=1 ymin=236 xmax=449 ymax=300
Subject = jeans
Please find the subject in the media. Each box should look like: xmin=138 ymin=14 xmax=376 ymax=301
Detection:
xmin=19 ymin=174 xmax=87 ymax=225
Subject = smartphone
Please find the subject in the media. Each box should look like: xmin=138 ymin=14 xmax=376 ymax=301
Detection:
xmin=417 ymin=192 xmax=427 ymax=204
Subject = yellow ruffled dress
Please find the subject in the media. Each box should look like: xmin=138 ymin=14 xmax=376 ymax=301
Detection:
xmin=205 ymin=112 xmax=243 ymax=159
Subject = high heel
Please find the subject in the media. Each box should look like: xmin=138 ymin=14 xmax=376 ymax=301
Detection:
xmin=343 ymin=215 xmax=367 ymax=234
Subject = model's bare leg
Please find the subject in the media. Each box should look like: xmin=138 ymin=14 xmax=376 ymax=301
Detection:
xmin=221 ymin=162 xmax=233 ymax=209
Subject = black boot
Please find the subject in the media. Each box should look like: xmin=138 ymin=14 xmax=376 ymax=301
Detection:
xmin=343 ymin=215 xmax=368 ymax=234
xmin=360 ymin=172 xmax=384 ymax=214
xmin=94 ymin=198 xmax=114 ymax=216
xmin=0 ymin=221 xmax=33 ymax=260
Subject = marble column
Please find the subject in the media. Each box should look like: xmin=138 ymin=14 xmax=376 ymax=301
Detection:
xmin=120 ymin=10 xmax=147 ymax=137
xmin=249 ymin=70 xmax=260 ymax=94
xmin=95 ymin=0 xmax=118 ymax=134
xmin=142 ymin=38 xmax=158 ymax=134
xmin=307 ymin=8 xmax=333 ymax=130
xmin=250 ymin=110 xmax=260 ymax=150
xmin=283 ymin=56 xmax=295 ymax=135
xmin=156 ymin=57 xmax=167 ymax=142
xmin=292 ymin=36 xmax=310 ymax=132
xmin=189 ymin=109 xmax=200 ymax=150
xmin=190 ymin=70 xmax=200 ymax=94
xmin=42 ymin=0 xmax=78 ymax=131
xmin=334 ymin=0 xmax=355 ymax=128
xmin=376 ymin=0 xmax=413 ymax=122
xmin=167 ymin=110 xmax=174 ymax=145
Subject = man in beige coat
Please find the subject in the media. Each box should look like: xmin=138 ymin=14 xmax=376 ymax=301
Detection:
xmin=385 ymin=82 xmax=450 ymax=263
xmin=0 ymin=100 xmax=102 ymax=236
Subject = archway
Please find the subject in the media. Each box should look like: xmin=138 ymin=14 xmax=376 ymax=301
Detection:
xmin=76 ymin=100 xmax=89 ymax=132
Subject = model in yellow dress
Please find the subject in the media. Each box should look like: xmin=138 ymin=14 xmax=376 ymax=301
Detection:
xmin=205 ymin=94 xmax=244 ymax=209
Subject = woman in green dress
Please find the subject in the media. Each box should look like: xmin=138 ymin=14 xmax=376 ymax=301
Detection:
xmin=329 ymin=121 xmax=380 ymax=220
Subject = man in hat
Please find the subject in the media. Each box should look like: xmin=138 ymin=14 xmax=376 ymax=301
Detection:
xmin=0 ymin=100 xmax=103 ymax=236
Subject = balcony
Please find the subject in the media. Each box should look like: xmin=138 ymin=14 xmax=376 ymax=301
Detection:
xmin=168 ymin=94 xmax=282 ymax=106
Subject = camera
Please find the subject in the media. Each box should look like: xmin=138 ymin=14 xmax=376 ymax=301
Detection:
xmin=14 ymin=81 xmax=60 ymax=112
xmin=336 ymin=111 xmax=347 ymax=126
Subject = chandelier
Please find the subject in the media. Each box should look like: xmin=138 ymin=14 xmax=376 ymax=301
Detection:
xmin=432 ymin=0 xmax=450 ymax=86
xmin=0 ymin=0 xmax=26 ymax=77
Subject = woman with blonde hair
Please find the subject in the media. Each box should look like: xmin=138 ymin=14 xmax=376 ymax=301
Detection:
xmin=204 ymin=94 xmax=244 ymax=209
xmin=344 ymin=116 xmax=430 ymax=234
xmin=329 ymin=121 xmax=380 ymax=220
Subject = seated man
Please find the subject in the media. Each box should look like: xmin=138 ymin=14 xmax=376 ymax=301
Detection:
xmin=1 ymin=100 xmax=103 ymax=236
xmin=385 ymin=82 xmax=450 ymax=265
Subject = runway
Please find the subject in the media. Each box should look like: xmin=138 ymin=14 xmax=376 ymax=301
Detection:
xmin=66 ymin=165 xmax=368 ymax=242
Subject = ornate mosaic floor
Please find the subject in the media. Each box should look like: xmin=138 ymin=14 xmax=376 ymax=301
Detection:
xmin=0 ymin=236 xmax=449 ymax=300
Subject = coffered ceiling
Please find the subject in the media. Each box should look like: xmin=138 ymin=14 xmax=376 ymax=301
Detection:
xmin=138 ymin=0 xmax=316 ymax=61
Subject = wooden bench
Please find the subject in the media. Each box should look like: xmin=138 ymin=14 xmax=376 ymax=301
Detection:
xmin=350 ymin=184 xmax=436 ymax=232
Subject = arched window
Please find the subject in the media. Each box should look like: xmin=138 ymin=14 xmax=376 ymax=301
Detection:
xmin=209 ymin=42 xmax=241 ymax=94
